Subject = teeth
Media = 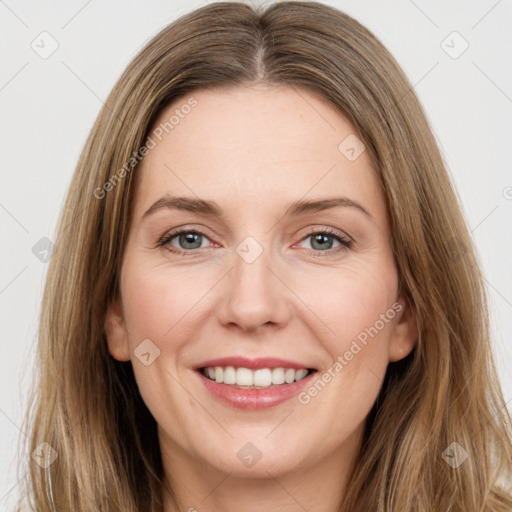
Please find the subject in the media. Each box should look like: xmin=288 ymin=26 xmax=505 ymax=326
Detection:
xmin=285 ymin=368 xmax=296 ymax=384
xmin=272 ymin=368 xmax=285 ymax=385
xmin=223 ymin=366 xmax=236 ymax=385
xmin=236 ymin=367 xmax=253 ymax=386
xmin=253 ymin=368 xmax=271 ymax=387
xmin=201 ymin=366 xmax=311 ymax=388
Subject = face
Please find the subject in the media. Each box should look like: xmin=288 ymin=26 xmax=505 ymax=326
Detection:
xmin=105 ymin=84 xmax=417 ymax=481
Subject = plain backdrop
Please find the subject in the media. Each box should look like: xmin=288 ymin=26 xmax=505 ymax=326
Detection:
xmin=1 ymin=0 xmax=511 ymax=507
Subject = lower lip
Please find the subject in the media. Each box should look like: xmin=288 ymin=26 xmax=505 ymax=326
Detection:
xmin=196 ymin=370 xmax=316 ymax=410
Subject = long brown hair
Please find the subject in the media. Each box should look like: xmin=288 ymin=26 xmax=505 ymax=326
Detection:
xmin=18 ymin=1 xmax=512 ymax=510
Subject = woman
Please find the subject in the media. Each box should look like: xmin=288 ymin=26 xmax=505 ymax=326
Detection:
xmin=18 ymin=1 xmax=512 ymax=511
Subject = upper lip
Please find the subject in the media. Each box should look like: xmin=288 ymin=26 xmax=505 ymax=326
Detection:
xmin=193 ymin=356 xmax=316 ymax=371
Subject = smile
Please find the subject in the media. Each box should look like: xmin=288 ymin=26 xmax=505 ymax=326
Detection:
xmin=193 ymin=356 xmax=319 ymax=410
xmin=200 ymin=366 xmax=314 ymax=389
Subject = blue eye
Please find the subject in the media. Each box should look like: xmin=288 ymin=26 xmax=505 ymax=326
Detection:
xmin=168 ymin=231 xmax=208 ymax=250
xmin=300 ymin=230 xmax=351 ymax=252
xmin=157 ymin=227 xmax=352 ymax=256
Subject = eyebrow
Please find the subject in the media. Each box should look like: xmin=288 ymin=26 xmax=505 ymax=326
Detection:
xmin=142 ymin=195 xmax=373 ymax=220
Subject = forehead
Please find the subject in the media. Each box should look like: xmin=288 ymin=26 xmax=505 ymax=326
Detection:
xmin=134 ymin=85 xmax=387 ymax=226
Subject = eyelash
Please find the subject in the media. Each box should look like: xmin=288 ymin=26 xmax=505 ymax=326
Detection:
xmin=156 ymin=227 xmax=353 ymax=258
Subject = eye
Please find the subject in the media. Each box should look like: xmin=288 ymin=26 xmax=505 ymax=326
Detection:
xmin=296 ymin=228 xmax=352 ymax=255
xmin=158 ymin=229 xmax=213 ymax=253
xmin=157 ymin=226 xmax=352 ymax=256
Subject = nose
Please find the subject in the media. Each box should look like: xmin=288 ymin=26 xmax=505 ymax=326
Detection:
xmin=215 ymin=243 xmax=292 ymax=333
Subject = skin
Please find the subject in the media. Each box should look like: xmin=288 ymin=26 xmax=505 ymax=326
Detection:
xmin=105 ymin=84 xmax=418 ymax=512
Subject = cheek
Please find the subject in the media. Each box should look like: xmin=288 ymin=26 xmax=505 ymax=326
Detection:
xmin=296 ymin=273 xmax=398 ymax=431
xmin=120 ymin=259 xmax=203 ymax=346
xmin=119 ymin=259 xmax=205 ymax=427
xmin=294 ymin=274 xmax=398 ymax=432
xmin=299 ymin=268 xmax=398 ymax=356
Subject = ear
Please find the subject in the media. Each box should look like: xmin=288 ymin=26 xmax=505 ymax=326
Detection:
xmin=388 ymin=294 xmax=418 ymax=362
xmin=104 ymin=297 xmax=131 ymax=361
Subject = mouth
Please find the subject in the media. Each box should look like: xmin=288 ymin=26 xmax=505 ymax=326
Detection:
xmin=198 ymin=366 xmax=317 ymax=389
xmin=193 ymin=356 xmax=318 ymax=409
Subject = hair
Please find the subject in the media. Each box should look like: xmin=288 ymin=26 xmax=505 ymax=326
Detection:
xmin=17 ymin=1 xmax=512 ymax=511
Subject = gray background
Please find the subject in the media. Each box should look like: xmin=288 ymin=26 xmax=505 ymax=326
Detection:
xmin=1 ymin=0 xmax=511 ymax=507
